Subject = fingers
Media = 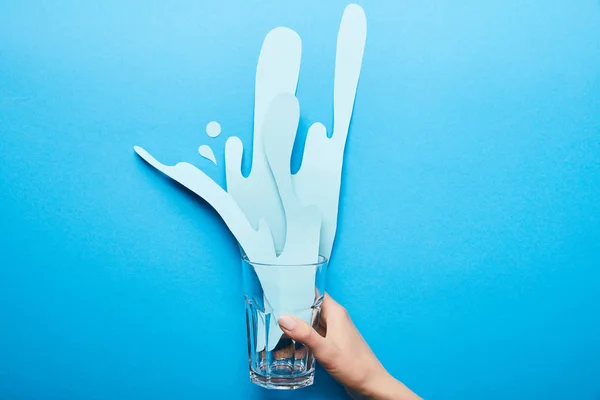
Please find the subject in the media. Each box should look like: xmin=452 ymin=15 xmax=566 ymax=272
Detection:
xmin=278 ymin=315 xmax=330 ymax=359
xmin=321 ymin=293 xmax=349 ymax=324
xmin=277 ymin=295 xmax=348 ymax=368
xmin=316 ymin=319 xmax=327 ymax=337
xmin=324 ymin=292 xmax=347 ymax=311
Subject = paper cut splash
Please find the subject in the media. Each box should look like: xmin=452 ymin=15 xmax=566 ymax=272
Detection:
xmin=206 ymin=121 xmax=221 ymax=138
xmin=134 ymin=4 xmax=367 ymax=351
xmin=198 ymin=145 xmax=217 ymax=164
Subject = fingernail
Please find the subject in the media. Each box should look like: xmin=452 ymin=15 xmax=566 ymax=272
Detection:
xmin=278 ymin=315 xmax=298 ymax=331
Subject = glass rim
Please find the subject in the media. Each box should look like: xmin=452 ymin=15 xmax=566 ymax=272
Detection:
xmin=241 ymin=254 xmax=328 ymax=267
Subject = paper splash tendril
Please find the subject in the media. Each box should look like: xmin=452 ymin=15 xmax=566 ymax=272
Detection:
xmin=133 ymin=4 xmax=367 ymax=351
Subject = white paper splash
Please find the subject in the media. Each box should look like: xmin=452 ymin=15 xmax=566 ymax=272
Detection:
xmin=205 ymin=121 xmax=222 ymax=138
xmin=133 ymin=3 xmax=367 ymax=351
xmin=198 ymin=145 xmax=217 ymax=164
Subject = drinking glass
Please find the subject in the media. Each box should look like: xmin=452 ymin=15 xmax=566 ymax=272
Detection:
xmin=241 ymin=255 xmax=328 ymax=390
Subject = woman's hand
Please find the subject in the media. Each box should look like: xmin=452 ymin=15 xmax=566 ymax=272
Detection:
xmin=278 ymin=294 xmax=421 ymax=400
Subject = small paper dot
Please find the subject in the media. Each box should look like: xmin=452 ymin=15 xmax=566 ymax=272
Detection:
xmin=206 ymin=121 xmax=222 ymax=138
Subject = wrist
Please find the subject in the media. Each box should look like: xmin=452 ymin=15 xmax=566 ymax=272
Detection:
xmin=359 ymin=371 xmax=421 ymax=400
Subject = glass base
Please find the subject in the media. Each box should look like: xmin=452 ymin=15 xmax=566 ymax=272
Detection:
xmin=250 ymin=368 xmax=314 ymax=390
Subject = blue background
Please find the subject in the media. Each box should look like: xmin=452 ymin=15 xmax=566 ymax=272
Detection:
xmin=1 ymin=1 xmax=600 ymax=399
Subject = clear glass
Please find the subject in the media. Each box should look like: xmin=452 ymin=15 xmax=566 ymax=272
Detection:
xmin=241 ymin=255 xmax=328 ymax=390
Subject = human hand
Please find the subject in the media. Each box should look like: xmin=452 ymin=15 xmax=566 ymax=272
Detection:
xmin=278 ymin=294 xmax=421 ymax=400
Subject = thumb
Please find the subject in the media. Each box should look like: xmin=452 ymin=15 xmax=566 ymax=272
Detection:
xmin=278 ymin=315 xmax=329 ymax=358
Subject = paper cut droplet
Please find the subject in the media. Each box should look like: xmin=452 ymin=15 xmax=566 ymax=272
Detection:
xmin=198 ymin=145 xmax=217 ymax=164
xmin=206 ymin=121 xmax=222 ymax=138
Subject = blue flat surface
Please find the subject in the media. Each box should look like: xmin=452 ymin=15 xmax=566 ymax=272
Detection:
xmin=1 ymin=1 xmax=600 ymax=399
